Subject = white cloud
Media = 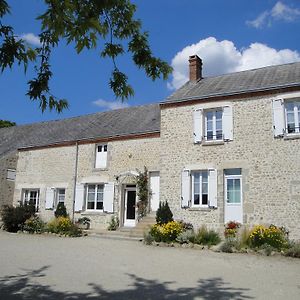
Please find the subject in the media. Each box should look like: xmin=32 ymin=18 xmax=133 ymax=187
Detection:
xmin=168 ymin=37 xmax=300 ymax=90
xmin=247 ymin=1 xmax=300 ymax=28
xmin=92 ymin=99 xmax=130 ymax=110
xmin=20 ymin=33 xmax=41 ymax=46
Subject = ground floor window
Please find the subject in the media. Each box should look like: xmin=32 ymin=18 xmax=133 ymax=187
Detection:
xmin=23 ymin=189 xmax=40 ymax=211
xmin=192 ymin=170 xmax=208 ymax=206
xmin=224 ymin=169 xmax=242 ymax=204
xmin=56 ymin=189 xmax=65 ymax=206
xmin=86 ymin=184 xmax=104 ymax=210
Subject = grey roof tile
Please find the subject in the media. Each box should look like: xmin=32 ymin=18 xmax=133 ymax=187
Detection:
xmin=165 ymin=62 xmax=300 ymax=103
xmin=0 ymin=104 xmax=160 ymax=156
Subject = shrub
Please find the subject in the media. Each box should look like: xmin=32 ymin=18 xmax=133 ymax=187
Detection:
xmin=178 ymin=220 xmax=194 ymax=231
xmin=224 ymin=221 xmax=241 ymax=238
xmin=156 ymin=201 xmax=173 ymax=225
xmin=150 ymin=221 xmax=183 ymax=242
xmin=220 ymin=239 xmax=237 ymax=253
xmin=0 ymin=203 xmax=35 ymax=232
xmin=195 ymin=226 xmax=221 ymax=246
xmin=76 ymin=217 xmax=91 ymax=229
xmin=23 ymin=216 xmax=45 ymax=234
xmin=284 ymin=242 xmax=300 ymax=258
xmin=107 ymin=216 xmax=119 ymax=231
xmin=176 ymin=230 xmax=195 ymax=244
xmin=54 ymin=203 xmax=68 ymax=218
xmin=249 ymin=225 xmax=288 ymax=250
xmin=238 ymin=226 xmax=251 ymax=248
xmin=259 ymin=243 xmax=276 ymax=256
xmin=47 ymin=217 xmax=82 ymax=237
xmin=143 ymin=231 xmax=155 ymax=245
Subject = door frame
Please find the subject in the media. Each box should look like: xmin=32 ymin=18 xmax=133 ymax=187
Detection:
xmin=149 ymin=171 xmax=160 ymax=212
xmin=123 ymin=186 xmax=137 ymax=227
xmin=224 ymin=174 xmax=243 ymax=223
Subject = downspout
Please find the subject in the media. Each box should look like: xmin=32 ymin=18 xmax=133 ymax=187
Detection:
xmin=72 ymin=141 xmax=79 ymax=223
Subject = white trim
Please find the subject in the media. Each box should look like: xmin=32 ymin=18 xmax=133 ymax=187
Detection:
xmin=85 ymin=184 xmax=104 ymax=212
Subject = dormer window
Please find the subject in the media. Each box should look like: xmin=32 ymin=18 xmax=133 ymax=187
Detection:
xmin=95 ymin=144 xmax=108 ymax=169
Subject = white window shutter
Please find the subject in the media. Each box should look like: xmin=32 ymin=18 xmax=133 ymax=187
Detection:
xmin=208 ymin=169 xmax=217 ymax=208
xmin=74 ymin=184 xmax=85 ymax=212
xmin=272 ymin=99 xmax=285 ymax=137
xmin=222 ymin=106 xmax=233 ymax=141
xmin=103 ymin=182 xmax=114 ymax=213
xmin=45 ymin=188 xmax=54 ymax=210
xmin=181 ymin=170 xmax=191 ymax=208
xmin=193 ymin=109 xmax=203 ymax=143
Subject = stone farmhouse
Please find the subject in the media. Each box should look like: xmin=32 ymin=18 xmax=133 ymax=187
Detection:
xmin=1 ymin=55 xmax=300 ymax=239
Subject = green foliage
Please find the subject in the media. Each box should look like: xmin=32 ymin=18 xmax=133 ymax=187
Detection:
xmin=46 ymin=216 xmax=82 ymax=237
xmin=0 ymin=0 xmax=172 ymax=112
xmin=249 ymin=225 xmax=288 ymax=250
xmin=136 ymin=167 xmax=149 ymax=219
xmin=176 ymin=230 xmax=195 ymax=244
xmin=23 ymin=216 xmax=45 ymax=234
xmin=149 ymin=221 xmax=183 ymax=242
xmin=195 ymin=226 xmax=221 ymax=246
xmin=0 ymin=119 xmax=16 ymax=128
xmin=77 ymin=217 xmax=90 ymax=226
xmin=107 ymin=216 xmax=119 ymax=231
xmin=224 ymin=221 xmax=241 ymax=238
xmin=284 ymin=242 xmax=300 ymax=258
xmin=0 ymin=203 xmax=35 ymax=232
xmin=259 ymin=243 xmax=276 ymax=256
xmin=156 ymin=201 xmax=173 ymax=225
xmin=220 ymin=239 xmax=237 ymax=253
xmin=54 ymin=202 xmax=68 ymax=218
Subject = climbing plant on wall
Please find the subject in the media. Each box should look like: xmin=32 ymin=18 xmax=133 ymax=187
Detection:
xmin=136 ymin=166 xmax=149 ymax=219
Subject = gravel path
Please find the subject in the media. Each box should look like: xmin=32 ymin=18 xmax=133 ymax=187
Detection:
xmin=0 ymin=231 xmax=299 ymax=299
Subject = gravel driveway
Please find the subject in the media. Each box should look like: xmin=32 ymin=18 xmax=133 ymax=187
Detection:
xmin=0 ymin=231 xmax=299 ymax=299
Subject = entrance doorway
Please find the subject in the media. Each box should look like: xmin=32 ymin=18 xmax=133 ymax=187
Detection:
xmin=124 ymin=186 xmax=136 ymax=227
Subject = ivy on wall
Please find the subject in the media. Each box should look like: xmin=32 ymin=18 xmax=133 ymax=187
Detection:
xmin=136 ymin=166 xmax=149 ymax=219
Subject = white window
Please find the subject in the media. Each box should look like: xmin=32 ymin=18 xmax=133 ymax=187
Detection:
xmin=285 ymin=100 xmax=300 ymax=134
xmin=204 ymin=109 xmax=223 ymax=141
xmin=95 ymin=144 xmax=108 ymax=168
xmin=23 ymin=189 xmax=40 ymax=211
xmin=181 ymin=169 xmax=217 ymax=208
xmin=193 ymin=106 xmax=233 ymax=143
xmin=56 ymin=189 xmax=65 ymax=205
xmin=86 ymin=184 xmax=104 ymax=211
xmin=192 ymin=171 xmax=208 ymax=206
xmin=6 ymin=169 xmax=16 ymax=181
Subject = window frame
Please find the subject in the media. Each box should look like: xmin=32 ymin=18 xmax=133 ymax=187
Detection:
xmin=56 ymin=188 xmax=66 ymax=206
xmin=191 ymin=170 xmax=209 ymax=207
xmin=22 ymin=189 xmax=40 ymax=211
xmin=224 ymin=174 xmax=243 ymax=206
xmin=85 ymin=183 xmax=104 ymax=211
xmin=204 ymin=108 xmax=223 ymax=141
xmin=284 ymin=99 xmax=300 ymax=135
xmin=95 ymin=143 xmax=108 ymax=169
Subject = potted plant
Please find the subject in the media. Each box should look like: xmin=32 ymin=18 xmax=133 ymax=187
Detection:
xmin=76 ymin=217 xmax=91 ymax=230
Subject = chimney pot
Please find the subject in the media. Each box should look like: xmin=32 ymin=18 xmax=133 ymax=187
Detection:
xmin=189 ymin=55 xmax=202 ymax=81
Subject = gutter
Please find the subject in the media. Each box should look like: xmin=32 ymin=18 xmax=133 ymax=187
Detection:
xmin=71 ymin=141 xmax=79 ymax=223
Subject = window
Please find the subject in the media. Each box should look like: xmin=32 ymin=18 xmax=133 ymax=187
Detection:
xmin=224 ymin=169 xmax=242 ymax=204
xmin=285 ymin=100 xmax=300 ymax=134
xmin=86 ymin=184 xmax=104 ymax=210
xmin=95 ymin=144 xmax=108 ymax=168
xmin=6 ymin=169 xmax=16 ymax=181
xmin=56 ymin=189 xmax=65 ymax=205
xmin=192 ymin=171 xmax=209 ymax=206
xmin=23 ymin=189 xmax=40 ymax=211
xmin=204 ymin=109 xmax=223 ymax=141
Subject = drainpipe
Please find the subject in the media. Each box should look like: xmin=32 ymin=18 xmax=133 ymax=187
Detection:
xmin=72 ymin=141 xmax=79 ymax=223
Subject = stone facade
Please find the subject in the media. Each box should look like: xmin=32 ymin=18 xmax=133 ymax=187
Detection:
xmin=13 ymin=136 xmax=160 ymax=229
xmin=160 ymin=93 xmax=300 ymax=240
xmin=0 ymin=152 xmax=17 ymax=210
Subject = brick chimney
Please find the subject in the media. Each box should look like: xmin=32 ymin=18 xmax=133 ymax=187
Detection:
xmin=189 ymin=55 xmax=202 ymax=81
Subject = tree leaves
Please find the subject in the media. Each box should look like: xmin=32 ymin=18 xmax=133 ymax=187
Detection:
xmin=0 ymin=0 xmax=172 ymax=113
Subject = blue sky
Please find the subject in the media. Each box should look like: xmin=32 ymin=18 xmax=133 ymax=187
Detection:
xmin=1 ymin=0 xmax=300 ymax=125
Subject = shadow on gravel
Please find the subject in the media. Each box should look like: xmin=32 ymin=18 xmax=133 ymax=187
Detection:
xmin=0 ymin=266 xmax=253 ymax=299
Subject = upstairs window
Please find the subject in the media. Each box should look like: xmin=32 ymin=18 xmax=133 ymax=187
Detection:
xmin=193 ymin=106 xmax=233 ymax=143
xmin=285 ymin=100 xmax=300 ymax=134
xmin=204 ymin=109 xmax=223 ymax=141
xmin=95 ymin=144 xmax=108 ymax=168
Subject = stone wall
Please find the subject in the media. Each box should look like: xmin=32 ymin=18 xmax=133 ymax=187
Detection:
xmin=13 ymin=136 xmax=160 ymax=229
xmin=0 ymin=152 xmax=17 ymax=209
xmin=160 ymin=94 xmax=300 ymax=240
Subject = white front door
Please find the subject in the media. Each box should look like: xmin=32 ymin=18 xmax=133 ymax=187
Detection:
xmin=224 ymin=175 xmax=243 ymax=223
xmin=150 ymin=172 xmax=160 ymax=211
xmin=124 ymin=188 xmax=136 ymax=227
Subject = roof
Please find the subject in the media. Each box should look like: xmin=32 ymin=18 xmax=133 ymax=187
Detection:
xmin=0 ymin=104 xmax=160 ymax=156
xmin=165 ymin=62 xmax=300 ymax=104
